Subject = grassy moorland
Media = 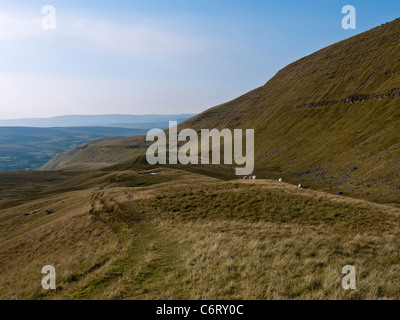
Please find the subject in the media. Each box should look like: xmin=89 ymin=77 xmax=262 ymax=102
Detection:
xmin=1 ymin=18 xmax=400 ymax=300
xmin=0 ymin=168 xmax=399 ymax=299
xmin=40 ymin=18 xmax=400 ymax=205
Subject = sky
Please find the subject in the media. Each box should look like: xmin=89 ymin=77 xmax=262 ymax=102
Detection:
xmin=0 ymin=0 xmax=398 ymax=119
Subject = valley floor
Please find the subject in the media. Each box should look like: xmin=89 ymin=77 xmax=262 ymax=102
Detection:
xmin=0 ymin=168 xmax=399 ymax=299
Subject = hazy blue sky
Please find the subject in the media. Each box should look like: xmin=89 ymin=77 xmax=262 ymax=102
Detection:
xmin=0 ymin=0 xmax=398 ymax=118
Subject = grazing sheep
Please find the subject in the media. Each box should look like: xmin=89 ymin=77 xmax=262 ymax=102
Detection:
xmin=243 ymin=176 xmax=248 ymax=180
xmin=252 ymin=176 xmax=257 ymax=180
xmin=278 ymin=178 xmax=283 ymax=182
xmin=298 ymin=184 xmax=308 ymax=189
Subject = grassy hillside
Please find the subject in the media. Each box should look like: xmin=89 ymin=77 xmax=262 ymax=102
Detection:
xmin=0 ymin=127 xmax=148 ymax=172
xmin=40 ymin=135 xmax=149 ymax=171
xmin=41 ymin=18 xmax=400 ymax=204
xmin=40 ymin=117 xmax=194 ymax=171
xmin=177 ymin=18 xmax=400 ymax=202
xmin=0 ymin=168 xmax=399 ymax=299
xmin=4 ymin=19 xmax=398 ymax=300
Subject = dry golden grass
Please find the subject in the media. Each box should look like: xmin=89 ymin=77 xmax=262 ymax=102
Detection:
xmin=0 ymin=187 xmax=135 ymax=300
xmin=120 ymin=218 xmax=400 ymax=300
xmin=0 ymin=169 xmax=399 ymax=300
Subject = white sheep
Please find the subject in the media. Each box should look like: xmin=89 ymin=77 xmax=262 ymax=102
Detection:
xmin=243 ymin=176 xmax=248 ymax=180
xmin=298 ymin=184 xmax=308 ymax=189
xmin=278 ymin=178 xmax=283 ymax=182
xmin=252 ymin=176 xmax=257 ymax=180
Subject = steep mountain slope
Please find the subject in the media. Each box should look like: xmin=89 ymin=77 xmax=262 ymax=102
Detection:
xmin=42 ymin=18 xmax=400 ymax=202
xmin=177 ymin=18 xmax=400 ymax=202
xmin=184 ymin=18 xmax=400 ymax=129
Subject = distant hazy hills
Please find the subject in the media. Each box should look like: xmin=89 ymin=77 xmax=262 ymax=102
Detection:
xmin=0 ymin=114 xmax=195 ymax=172
xmin=0 ymin=114 xmax=196 ymax=128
